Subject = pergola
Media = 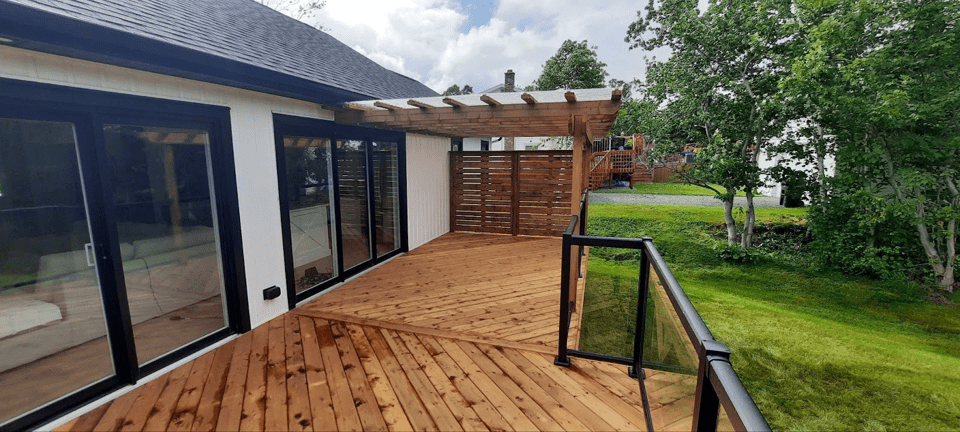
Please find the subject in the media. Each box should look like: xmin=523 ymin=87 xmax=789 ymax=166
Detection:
xmin=335 ymin=88 xmax=623 ymax=213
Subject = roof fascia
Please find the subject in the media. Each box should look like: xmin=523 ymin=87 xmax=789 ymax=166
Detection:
xmin=0 ymin=1 xmax=374 ymax=106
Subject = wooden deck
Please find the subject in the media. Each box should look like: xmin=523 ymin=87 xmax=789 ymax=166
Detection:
xmin=55 ymin=233 xmax=695 ymax=431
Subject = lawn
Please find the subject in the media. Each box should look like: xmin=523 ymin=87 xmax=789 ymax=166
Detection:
xmin=579 ymin=204 xmax=960 ymax=431
xmin=593 ymin=182 xmax=757 ymax=197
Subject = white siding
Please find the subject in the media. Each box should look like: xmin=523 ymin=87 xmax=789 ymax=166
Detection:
xmin=0 ymin=45 xmax=332 ymax=328
xmin=405 ymin=134 xmax=451 ymax=250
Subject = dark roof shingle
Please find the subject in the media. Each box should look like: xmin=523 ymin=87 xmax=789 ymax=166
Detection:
xmin=6 ymin=0 xmax=438 ymax=100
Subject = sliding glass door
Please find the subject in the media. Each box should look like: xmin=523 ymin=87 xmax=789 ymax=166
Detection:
xmin=0 ymin=118 xmax=114 ymax=425
xmin=337 ymin=139 xmax=372 ymax=270
xmin=274 ymin=116 xmax=406 ymax=306
xmin=282 ymin=136 xmax=337 ymax=294
xmin=102 ymin=125 xmax=228 ymax=365
xmin=1 ymin=79 xmax=246 ymax=431
xmin=373 ymin=141 xmax=401 ymax=258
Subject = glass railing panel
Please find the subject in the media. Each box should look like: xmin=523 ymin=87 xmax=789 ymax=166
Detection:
xmin=645 ymin=273 xmax=700 ymax=373
xmin=577 ymin=247 xmax=640 ymax=358
xmin=644 ymin=267 xmax=700 ymax=430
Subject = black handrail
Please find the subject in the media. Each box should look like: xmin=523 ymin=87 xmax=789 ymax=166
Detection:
xmin=555 ymin=192 xmax=771 ymax=432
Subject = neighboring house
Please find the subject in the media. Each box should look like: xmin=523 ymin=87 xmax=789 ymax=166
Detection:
xmin=0 ymin=0 xmax=451 ymax=428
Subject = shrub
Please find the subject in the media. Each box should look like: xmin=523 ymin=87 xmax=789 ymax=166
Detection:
xmin=807 ymin=190 xmax=928 ymax=282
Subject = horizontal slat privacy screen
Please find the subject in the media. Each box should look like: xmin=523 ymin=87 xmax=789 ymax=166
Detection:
xmin=450 ymin=151 xmax=573 ymax=237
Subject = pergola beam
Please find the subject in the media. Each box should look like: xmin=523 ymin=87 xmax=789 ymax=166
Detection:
xmin=564 ymin=91 xmax=577 ymax=103
xmin=407 ymin=99 xmax=435 ymax=109
xmin=374 ymin=101 xmax=404 ymax=110
xmin=521 ymin=93 xmax=538 ymax=105
xmin=480 ymin=95 xmax=502 ymax=107
xmin=442 ymin=97 xmax=468 ymax=108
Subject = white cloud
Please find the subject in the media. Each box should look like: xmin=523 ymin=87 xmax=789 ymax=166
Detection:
xmin=298 ymin=0 xmax=658 ymax=93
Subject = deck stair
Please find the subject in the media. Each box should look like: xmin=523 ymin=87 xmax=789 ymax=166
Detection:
xmin=588 ymin=149 xmax=640 ymax=189
xmin=588 ymin=134 xmax=647 ymax=190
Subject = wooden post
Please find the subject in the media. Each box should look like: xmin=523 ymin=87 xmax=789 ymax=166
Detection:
xmin=569 ymin=115 xmax=592 ymax=214
xmin=511 ymin=152 xmax=520 ymax=236
xmin=449 ymin=151 xmax=456 ymax=233
xmin=162 ymin=145 xmax=184 ymax=251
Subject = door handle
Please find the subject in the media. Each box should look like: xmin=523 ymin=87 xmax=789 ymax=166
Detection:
xmin=85 ymin=243 xmax=96 ymax=267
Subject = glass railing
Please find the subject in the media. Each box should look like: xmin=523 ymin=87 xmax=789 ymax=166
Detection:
xmin=555 ymin=191 xmax=770 ymax=432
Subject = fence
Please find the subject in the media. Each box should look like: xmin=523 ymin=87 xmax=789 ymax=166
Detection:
xmin=556 ymin=192 xmax=771 ymax=432
xmin=450 ymin=151 xmax=573 ymax=237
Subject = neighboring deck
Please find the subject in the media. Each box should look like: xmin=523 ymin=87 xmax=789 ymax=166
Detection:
xmin=55 ymin=233 xmax=695 ymax=432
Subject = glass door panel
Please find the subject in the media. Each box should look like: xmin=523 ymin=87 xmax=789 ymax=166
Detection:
xmin=372 ymin=141 xmax=401 ymax=257
xmin=337 ymin=140 xmax=372 ymax=270
xmin=283 ymin=136 xmax=337 ymax=293
xmin=103 ymin=125 xmax=226 ymax=365
xmin=0 ymin=118 xmax=113 ymax=423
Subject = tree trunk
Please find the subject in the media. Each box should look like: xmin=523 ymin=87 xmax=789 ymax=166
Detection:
xmin=943 ymin=218 xmax=956 ymax=291
xmin=723 ymin=199 xmax=737 ymax=246
xmin=815 ymin=124 xmax=828 ymax=200
xmin=741 ymin=191 xmax=756 ymax=249
xmin=915 ymin=209 xmax=947 ymax=285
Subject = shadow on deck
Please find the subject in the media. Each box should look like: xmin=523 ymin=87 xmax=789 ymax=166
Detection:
xmin=55 ymin=232 xmax=694 ymax=432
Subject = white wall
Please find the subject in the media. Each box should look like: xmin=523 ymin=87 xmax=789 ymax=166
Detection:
xmin=0 ymin=45 xmax=331 ymax=328
xmin=406 ymin=134 xmax=451 ymax=250
xmin=462 ymin=137 xmax=485 ymax=151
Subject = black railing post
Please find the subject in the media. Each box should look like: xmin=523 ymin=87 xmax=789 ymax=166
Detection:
xmin=692 ymin=340 xmax=731 ymax=432
xmin=630 ymin=237 xmax=653 ymax=379
xmin=555 ymin=222 xmax=576 ymax=367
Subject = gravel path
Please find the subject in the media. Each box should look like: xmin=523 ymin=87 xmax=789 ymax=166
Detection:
xmin=590 ymin=192 xmax=783 ymax=207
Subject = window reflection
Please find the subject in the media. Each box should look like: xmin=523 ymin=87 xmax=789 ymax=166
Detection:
xmin=0 ymin=118 xmax=113 ymax=424
xmin=103 ymin=125 xmax=226 ymax=365
xmin=337 ymin=140 xmax=371 ymax=270
xmin=284 ymin=136 xmax=337 ymax=292
xmin=373 ymin=141 xmax=400 ymax=257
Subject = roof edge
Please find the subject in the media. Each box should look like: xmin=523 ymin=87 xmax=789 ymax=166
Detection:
xmin=0 ymin=1 xmax=377 ymax=105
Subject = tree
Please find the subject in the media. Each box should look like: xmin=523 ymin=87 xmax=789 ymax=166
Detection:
xmin=627 ymin=0 xmax=795 ymax=249
xmin=536 ymin=40 xmax=609 ymax=90
xmin=257 ymin=0 xmax=326 ymax=30
xmin=786 ymin=0 xmax=960 ymax=291
xmin=441 ymin=84 xmax=473 ymax=96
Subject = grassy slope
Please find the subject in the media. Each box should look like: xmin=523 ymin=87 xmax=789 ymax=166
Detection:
xmin=582 ymin=204 xmax=960 ymax=431
xmin=594 ymin=182 xmax=756 ymax=197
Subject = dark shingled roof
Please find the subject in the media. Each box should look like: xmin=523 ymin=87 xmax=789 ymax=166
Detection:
xmin=4 ymin=0 xmax=438 ymax=100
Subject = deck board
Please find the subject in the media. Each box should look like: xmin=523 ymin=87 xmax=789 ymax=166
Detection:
xmin=57 ymin=233 xmax=696 ymax=432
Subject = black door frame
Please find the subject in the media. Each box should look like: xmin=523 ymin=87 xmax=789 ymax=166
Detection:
xmin=0 ymin=78 xmax=249 ymax=431
xmin=273 ymin=115 xmax=408 ymax=309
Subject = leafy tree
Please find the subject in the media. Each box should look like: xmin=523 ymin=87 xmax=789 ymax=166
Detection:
xmin=609 ymin=92 xmax=661 ymax=137
xmin=441 ymin=84 xmax=473 ymax=96
xmin=787 ymin=0 xmax=960 ymax=291
xmin=257 ymin=0 xmax=326 ymax=30
xmin=536 ymin=40 xmax=609 ymax=90
xmin=627 ymin=0 xmax=795 ymax=249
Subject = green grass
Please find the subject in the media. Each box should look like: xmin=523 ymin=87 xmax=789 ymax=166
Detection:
xmin=594 ymin=182 xmax=758 ymax=197
xmin=580 ymin=204 xmax=960 ymax=431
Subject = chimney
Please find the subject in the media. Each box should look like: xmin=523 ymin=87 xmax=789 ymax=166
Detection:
xmin=504 ymin=69 xmax=515 ymax=92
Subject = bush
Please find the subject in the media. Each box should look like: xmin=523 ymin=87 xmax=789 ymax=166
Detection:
xmin=715 ymin=242 xmax=761 ymax=263
xmin=807 ymin=190 xmax=928 ymax=282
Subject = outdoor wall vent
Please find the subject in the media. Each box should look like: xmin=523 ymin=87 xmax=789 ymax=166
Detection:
xmin=263 ymin=285 xmax=282 ymax=300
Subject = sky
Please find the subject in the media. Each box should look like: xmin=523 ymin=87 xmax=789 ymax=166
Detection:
xmin=295 ymin=0 xmax=668 ymax=94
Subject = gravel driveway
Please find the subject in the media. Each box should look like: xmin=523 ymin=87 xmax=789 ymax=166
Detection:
xmin=589 ymin=192 xmax=783 ymax=207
